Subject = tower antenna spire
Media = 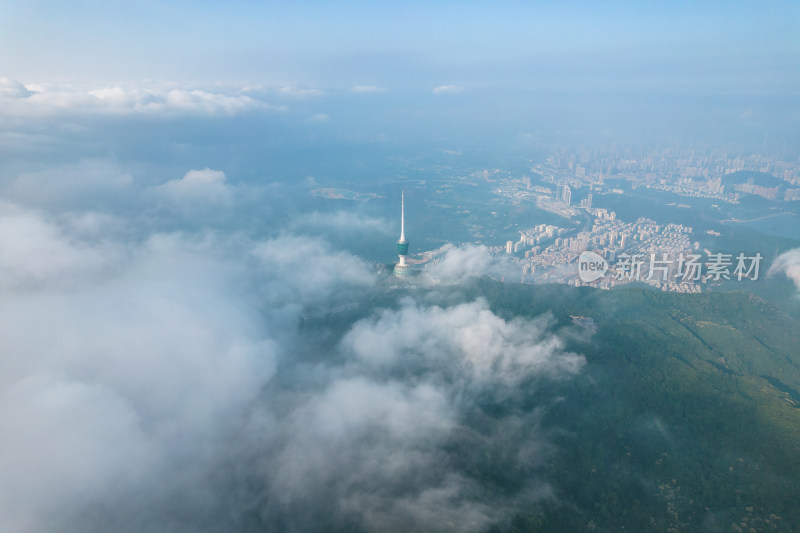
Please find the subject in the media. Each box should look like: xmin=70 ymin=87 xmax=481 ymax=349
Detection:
xmin=400 ymin=189 xmax=405 ymax=242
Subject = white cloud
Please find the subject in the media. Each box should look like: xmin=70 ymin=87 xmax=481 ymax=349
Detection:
xmin=422 ymin=243 xmax=518 ymax=285
xmin=0 ymin=80 xmax=279 ymax=117
xmin=291 ymin=211 xmax=392 ymax=237
xmin=307 ymin=112 xmax=330 ymax=122
xmin=0 ymin=168 xmax=584 ymax=532
xmin=6 ymin=160 xmax=133 ymax=209
xmin=268 ymin=376 xmax=484 ymax=531
xmin=252 ymin=234 xmax=376 ymax=306
xmin=768 ymin=248 xmax=800 ymax=292
xmin=352 ymin=85 xmax=386 ymax=93
xmin=342 ymin=298 xmax=584 ymax=385
xmin=0 ymin=217 xmax=278 ymax=532
xmin=153 ymin=168 xmax=233 ymax=208
xmin=60 ymin=211 xmax=128 ymax=239
xmin=0 ymin=202 xmax=123 ymax=291
xmin=158 ymin=89 xmax=262 ymax=114
xmin=278 ymin=85 xmax=323 ymax=98
xmin=0 ymin=375 xmax=153 ymax=525
xmin=0 ymin=77 xmax=33 ymax=98
xmin=264 ymin=298 xmax=583 ymax=531
xmin=432 ymin=85 xmax=465 ymax=94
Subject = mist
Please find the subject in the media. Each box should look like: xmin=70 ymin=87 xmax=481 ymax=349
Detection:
xmin=0 ymin=160 xmax=588 ymax=532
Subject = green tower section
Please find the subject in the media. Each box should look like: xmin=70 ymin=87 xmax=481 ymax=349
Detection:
xmin=397 ymin=239 xmax=409 ymax=256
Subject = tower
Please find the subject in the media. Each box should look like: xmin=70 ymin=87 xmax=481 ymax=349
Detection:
xmin=394 ymin=190 xmax=410 ymax=278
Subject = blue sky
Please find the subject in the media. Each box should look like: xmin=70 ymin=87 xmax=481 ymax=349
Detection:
xmin=0 ymin=1 xmax=798 ymax=147
xmin=2 ymin=0 xmax=797 ymax=92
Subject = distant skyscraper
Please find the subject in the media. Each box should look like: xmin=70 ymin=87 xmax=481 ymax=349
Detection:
xmin=394 ymin=190 xmax=410 ymax=278
xmin=586 ymin=193 xmax=592 ymax=209
xmin=562 ymin=185 xmax=572 ymax=206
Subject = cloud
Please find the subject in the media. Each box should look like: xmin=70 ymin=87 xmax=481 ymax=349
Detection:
xmin=432 ymin=85 xmax=465 ymax=94
xmin=155 ymin=89 xmax=264 ymax=114
xmin=278 ymin=86 xmax=323 ymax=98
xmin=290 ymin=210 xmax=392 ymax=237
xmin=0 ymin=202 xmax=123 ymax=291
xmin=307 ymin=112 xmax=330 ymax=122
xmin=261 ymin=298 xmax=584 ymax=532
xmin=0 ymin=169 xmax=583 ymax=532
xmin=0 ymin=213 xmax=279 ymax=532
xmin=251 ymin=233 xmax=376 ymax=306
xmin=0 ymin=77 xmax=33 ymax=98
xmin=153 ymin=168 xmax=233 ymax=208
xmin=0 ymin=81 xmax=279 ymax=117
xmin=267 ymin=374 xmax=493 ymax=532
xmin=6 ymin=159 xmax=133 ymax=209
xmin=352 ymin=85 xmax=386 ymax=93
xmin=342 ymin=298 xmax=584 ymax=385
xmin=422 ymin=244 xmax=518 ymax=285
xmin=768 ymin=248 xmax=800 ymax=291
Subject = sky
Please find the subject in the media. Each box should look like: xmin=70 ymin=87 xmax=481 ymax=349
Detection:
xmin=1 ymin=1 xmax=798 ymax=147
xmin=1 ymin=1 xmax=797 ymax=89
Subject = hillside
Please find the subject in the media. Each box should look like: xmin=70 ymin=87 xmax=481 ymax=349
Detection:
xmin=721 ymin=170 xmax=785 ymax=189
xmin=461 ymin=281 xmax=800 ymax=532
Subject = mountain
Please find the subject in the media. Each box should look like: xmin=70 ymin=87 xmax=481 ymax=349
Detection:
xmin=461 ymin=280 xmax=800 ymax=532
xmin=721 ymin=170 xmax=785 ymax=189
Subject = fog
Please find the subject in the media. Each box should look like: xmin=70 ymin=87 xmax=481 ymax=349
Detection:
xmin=0 ymin=162 xmax=587 ymax=532
xmin=770 ymin=248 xmax=800 ymax=293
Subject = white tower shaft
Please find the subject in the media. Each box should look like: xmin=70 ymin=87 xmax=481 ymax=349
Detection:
xmin=400 ymin=189 xmax=405 ymax=242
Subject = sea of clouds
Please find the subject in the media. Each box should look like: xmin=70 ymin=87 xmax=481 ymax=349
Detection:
xmin=0 ymin=84 xmax=587 ymax=532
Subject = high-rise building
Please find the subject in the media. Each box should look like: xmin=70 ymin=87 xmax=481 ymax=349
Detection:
xmin=393 ymin=190 xmax=410 ymax=278
xmin=586 ymin=193 xmax=592 ymax=209
xmin=562 ymin=185 xmax=572 ymax=206
xmin=506 ymin=241 xmax=513 ymax=254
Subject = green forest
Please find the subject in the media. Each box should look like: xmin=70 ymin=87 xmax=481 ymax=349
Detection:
xmin=449 ymin=281 xmax=800 ymax=532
